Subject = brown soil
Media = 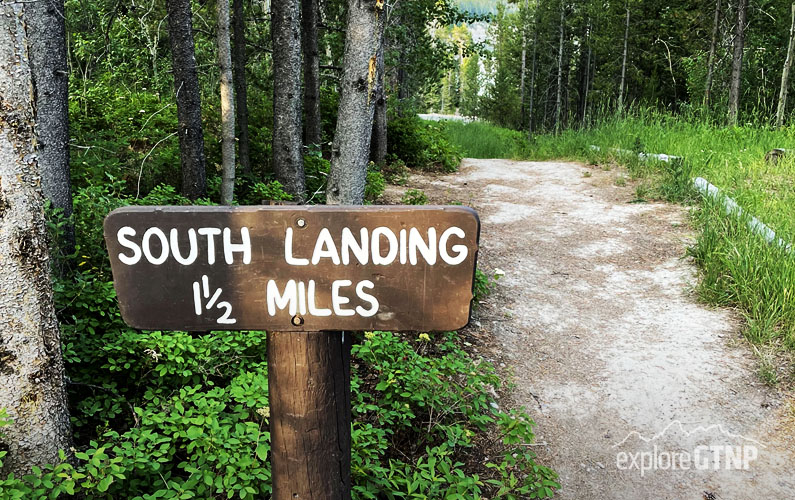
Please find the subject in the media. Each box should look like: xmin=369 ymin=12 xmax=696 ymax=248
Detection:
xmin=382 ymin=159 xmax=795 ymax=499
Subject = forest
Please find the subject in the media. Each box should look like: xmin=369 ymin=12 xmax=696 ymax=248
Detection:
xmin=0 ymin=0 xmax=794 ymax=498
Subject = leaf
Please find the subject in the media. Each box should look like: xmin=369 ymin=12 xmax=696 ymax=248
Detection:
xmin=97 ymin=475 xmax=113 ymax=492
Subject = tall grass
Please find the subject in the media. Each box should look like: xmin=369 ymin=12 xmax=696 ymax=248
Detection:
xmin=437 ymin=120 xmax=530 ymax=159
xmin=439 ymin=109 xmax=795 ymax=371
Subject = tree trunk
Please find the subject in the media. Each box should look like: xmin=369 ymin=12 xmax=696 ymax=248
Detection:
xmin=776 ymin=3 xmax=795 ymax=127
xmin=528 ymin=14 xmax=538 ymax=136
xmin=397 ymin=60 xmax=409 ymax=101
xmin=618 ymin=0 xmax=630 ymax=110
xmin=728 ymin=0 xmax=747 ymax=127
xmin=370 ymin=47 xmax=387 ymax=166
xmin=519 ymin=0 xmax=528 ymax=128
xmin=233 ymin=0 xmax=251 ymax=174
xmin=218 ymin=0 xmax=236 ymax=204
xmin=166 ymin=0 xmax=207 ymax=199
xmin=272 ymin=0 xmax=307 ymax=201
xmin=327 ymin=0 xmax=386 ymax=205
xmin=704 ymin=0 xmax=722 ymax=106
xmin=582 ymin=22 xmax=592 ymax=126
xmin=0 ymin=2 xmax=72 ymax=476
xmin=302 ymin=0 xmax=322 ymax=147
xmin=268 ymin=331 xmax=352 ymax=499
xmin=554 ymin=1 xmax=565 ymax=132
xmin=26 ymin=0 xmax=74 ymax=254
xmin=576 ymin=20 xmax=590 ymax=125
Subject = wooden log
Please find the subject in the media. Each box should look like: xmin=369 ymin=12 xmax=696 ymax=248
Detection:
xmin=267 ymin=331 xmax=352 ymax=500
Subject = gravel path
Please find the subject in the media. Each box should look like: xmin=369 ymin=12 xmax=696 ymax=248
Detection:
xmin=392 ymin=159 xmax=795 ymax=499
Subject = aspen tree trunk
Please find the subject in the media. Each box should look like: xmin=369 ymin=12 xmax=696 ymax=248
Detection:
xmin=272 ymin=0 xmax=306 ymax=201
xmin=302 ymin=0 xmax=322 ymax=147
xmin=705 ymin=0 xmax=722 ymax=106
xmin=582 ymin=21 xmax=592 ymax=126
xmin=554 ymin=1 xmax=565 ymax=132
xmin=728 ymin=0 xmax=748 ymax=127
xmin=519 ymin=0 xmax=528 ymax=128
xmin=618 ymin=0 xmax=630 ymax=110
xmin=370 ymin=47 xmax=387 ymax=166
xmin=327 ymin=0 xmax=386 ymax=205
xmin=27 ymin=0 xmax=74 ymax=252
xmin=233 ymin=0 xmax=251 ymax=174
xmin=528 ymin=13 xmax=538 ymax=136
xmin=218 ymin=0 xmax=236 ymax=204
xmin=166 ymin=0 xmax=207 ymax=199
xmin=776 ymin=3 xmax=795 ymax=127
xmin=0 ymin=2 xmax=72 ymax=476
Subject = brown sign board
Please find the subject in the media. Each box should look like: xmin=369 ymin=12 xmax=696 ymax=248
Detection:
xmin=104 ymin=206 xmax=480 ymax=332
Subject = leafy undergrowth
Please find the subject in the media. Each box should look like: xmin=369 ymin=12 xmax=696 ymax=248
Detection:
xmin=0 ymin=180 xmax=557 ymax=499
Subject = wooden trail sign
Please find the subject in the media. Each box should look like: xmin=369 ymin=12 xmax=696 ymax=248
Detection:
xmin=104 ymin=205 xmax=480 ymax=500
xmin=104 ymin=205 xmax=480 ymax=332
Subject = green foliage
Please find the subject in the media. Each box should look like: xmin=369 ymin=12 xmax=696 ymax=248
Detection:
xmin=304 ymin=152 xmax=332 ymax=204
xmin=382 ymin=158 xmax=411 ymax=186
xmin=240 ymin=180 xmax=294 ymax=205
xmin=365 ymin=164 xmax=386 ymax=203
xmin=473 ymin=268 xmax=502 ymax=304
xmin=439 ymin=120 xmax=531 ymax=159
xmin=690 ymin=197 xmax=795 ymax=350
xmin=401 ymin=188 xmax=429 ymax=206
xmin=387 ymin=117 xmax=462 ymax=172
xmin=4 ymin=180 xmax=556 ymax=498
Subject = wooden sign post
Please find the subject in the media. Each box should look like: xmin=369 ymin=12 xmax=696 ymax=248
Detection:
xmin=104 ymin=205 xmax=480 ymax=499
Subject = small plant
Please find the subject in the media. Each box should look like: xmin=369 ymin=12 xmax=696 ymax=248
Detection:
xmin=401 ymin=188 xmax=429 ymax=205
xmin=615 ymin=175 xmax=627 ymax=187
xmin=365 ymin=163 xmax=386 ymax=203
xmin=382 ymin=158 xmax=411 ymax=185
xmin=634 ymin=182 xmax=652 ymax=201
xmin=250 ymin=180 xmax=293 ymax=204
xmin=473 ymin=268 xmax=504 ymax=305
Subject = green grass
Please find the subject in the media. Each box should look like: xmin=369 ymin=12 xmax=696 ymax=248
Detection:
xmin=437 ymin=120 xmax=530 ymax=159
xmin=440 ymin=110 xmax=795 ymax=375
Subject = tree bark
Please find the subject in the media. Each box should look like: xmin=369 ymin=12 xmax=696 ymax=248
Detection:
xmin=26 ymin=0 xmax=74 ymax=253
xmin=519 ymin=0 xmax=528 ymax=128
xmin=528 ymin=13 xmax=538 ymax=136
xmin=704 ymin=0 xmax=722 ymax=106
xmin=272 ymin=0 xmax=307 ymax=201
xmin=233 ymin=0 xmax=251 ymax=174
xmin=618 ymin=0 xmax=630 ymax=110
xmin=776 ymin=3 xmax=795 ymax=127
xmin=0 ymin=2 xmax=72 ymax=476
xmin=302 ymin=0 xmax=322 ymax=147
xmin=554 ymin=1 xmax=565 ymax=132
xmin=370 ymin=47 xmax=387 ymax=166
xmin=728 ymin=0 xmax=747 ymax=127
xmin=327 ymin=0 xmax=386 ymax=205
xmin=166 ymin=0 xmax=207 ymax=199
xmin=268 ymin=331 xmax=352 ymax=499
xmin=218 ymin=0 xmax=236 ymax=204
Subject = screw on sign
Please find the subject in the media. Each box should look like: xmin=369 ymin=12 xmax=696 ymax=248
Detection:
xmin=104 ymin=205 xmax=480 ymax=499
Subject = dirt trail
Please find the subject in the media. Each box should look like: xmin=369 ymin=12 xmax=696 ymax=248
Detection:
xmin=389 ymin=159 xmax=794 ymax=499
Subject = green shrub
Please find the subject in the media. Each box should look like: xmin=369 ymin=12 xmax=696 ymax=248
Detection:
xmin=401 ymin=188 xmax=429 ymax=205
xmin=382 ymin=158 xmax=411 ymax=185
xmin=365 ymin=163 xmax=386 ymax=203
xmin=14 ymin=177 xmax=558 ymax=499
xmin=388 ymin=116 xmax=462 ymax=172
